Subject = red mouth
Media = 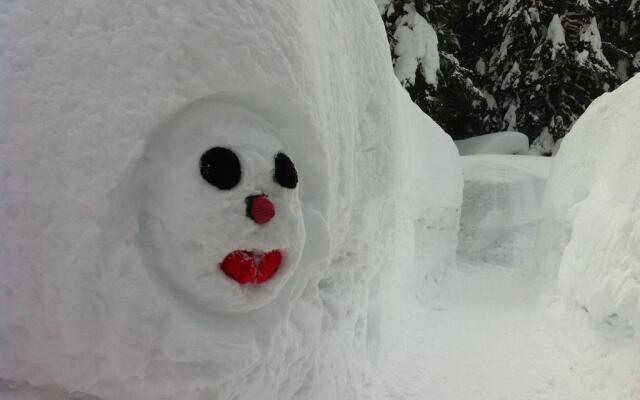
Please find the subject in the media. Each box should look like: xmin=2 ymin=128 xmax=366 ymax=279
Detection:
xmin=220 ymin=249 xmax=283 ymax=285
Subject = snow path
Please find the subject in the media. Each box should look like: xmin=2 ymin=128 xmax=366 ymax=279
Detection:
xmin=386 ymin=263 xmax=592 ymax=400
xmin=375 ymin=260 xmax=597 ymax=400
xmin=373 ymin=155 xmax=638 ymax=400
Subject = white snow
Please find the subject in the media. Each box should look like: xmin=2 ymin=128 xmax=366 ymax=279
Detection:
xmin=579 ymin=17 xmax=611 ymax=67
xmin=0 ymin=1 xmax=462 ymax=399
xmin=531 ymin=127 xmax=558 ymax=155
xmin=503 ymin=103 xmax=519 ymax=131
xmin=2 ymin=0 xmax=640 ymax=399
xmin=501 ymin=61 xmax=521 ymax=90
xmin=131 ymin=98 xmax=306 ymax=313
xmin=393 ymin=4 xmax=440 ymax=87
xmin=455 ymin=131 xmax=530 ymax=155
xmin=536 ymin=74 xmax=640 ymax=397
xmin=476 ymin=58 xmax=487 ymax=76
xmin=498 ymin=0 xmax=518 ymax=18
xmin=547 ymin=14 xmax=566 ymax=60
xmin=372 ymin=153 xmax=639 ymax=400
xmin=371 ymin=263 xmax=607 ymax=400
xmin=458 ymin=155 xmax=550 ymax=266
xmin=498 ymin=34 xmax=513 ymax=62
xmin=576 ymin=49 xmax=590 ymax=65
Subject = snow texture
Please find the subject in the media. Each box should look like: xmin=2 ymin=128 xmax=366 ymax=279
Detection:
xmin=458 ymin=155 xmax=550 ymax=266
xmin=536 ymin=74 xmax=640 ymax=396
xmin=547 ymin=14 xmax=566 ymax=60
xmin=372 ymin=152 xmax=637 ymax=400
xmin=501 ymin=62 xmax=521 ymax=90
xmin=0 ymin=1 xmax=462 ymax=399
xmin=393 ymin=4 xmax=440 ymax=87
xmin=455 ymin=131 xmax=530 ymax=156
xmin=579 ymin=17 xmax=610 ymax=68
xmin=530 ymin=127 xmax=558 ymax=156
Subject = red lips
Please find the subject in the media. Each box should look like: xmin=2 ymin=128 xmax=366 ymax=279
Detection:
xmin=220 ymin=249 xmax=283 ymax=285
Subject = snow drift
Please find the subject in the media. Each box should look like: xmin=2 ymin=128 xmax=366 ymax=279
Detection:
xmin=536 ymin=74 xmax=640 ymax=334
xmin=0 ymin=1 xmax=462 ymax=399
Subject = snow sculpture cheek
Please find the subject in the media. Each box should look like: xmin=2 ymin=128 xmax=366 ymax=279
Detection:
xmin=132 ymin=97 xmax=305 ymax=313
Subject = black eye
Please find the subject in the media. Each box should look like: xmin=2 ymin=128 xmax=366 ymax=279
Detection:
xmin=200 ymin=147 xmax=241 ymax=190
xmin=274 ymin=152 xmax=298 ymax=189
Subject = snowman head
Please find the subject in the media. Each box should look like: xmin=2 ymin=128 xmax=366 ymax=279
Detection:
xmin=132 ymin=96 xmax=305 ymax=313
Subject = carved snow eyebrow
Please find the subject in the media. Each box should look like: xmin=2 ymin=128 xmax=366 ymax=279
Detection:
xmin=200 ymin=147 xmax=242 ymax=190
xmin=274 ymin=152 xmax=298 ymax=189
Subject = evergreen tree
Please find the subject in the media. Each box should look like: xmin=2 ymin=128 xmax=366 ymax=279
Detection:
xmin=459 ymin=0 xmax=503 ymax=135
xmin=529 ymin=2 xmax=618 ymax=149
xmin=596 ymin=0 xmax=640 ymax=82
xmin=377 ymin=0 xmax=638 ymax=147
xmin=378 ymin=0 xmax=485 ymax=139
xmin=468 ymin=0 xmax=619 ymax=152
xmin=476 ymin=0 xmax=547 ymax=136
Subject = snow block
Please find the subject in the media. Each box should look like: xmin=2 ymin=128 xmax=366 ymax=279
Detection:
xmin=455 ymin=131 xmax=530 ymax=156
xmin=459 ymin=155 xmax=550 ymax=266
xmin=536 ymin=74 xmax=640 ymax=334
xmin=0 ymin=1 xmax=462 ymax=399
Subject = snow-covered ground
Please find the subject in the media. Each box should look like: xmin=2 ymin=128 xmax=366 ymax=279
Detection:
xmin=372 ymin=263 xmax=600 ymax=400
xmin=372 ymin=154 xmax=639 ymax=400
xmin=458 ymin=155 xmax=549 ymax=266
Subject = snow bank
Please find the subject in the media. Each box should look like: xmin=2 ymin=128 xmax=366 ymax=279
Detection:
xmin=0 ymin=1 xmax=462 ymax=399
xmin=455 ymin=131 xmax=530 ymax=156
xmin=458 ymin=155 xmax=550 ymax=266
xmin=536 ymin=74 xmax=640 ymax=334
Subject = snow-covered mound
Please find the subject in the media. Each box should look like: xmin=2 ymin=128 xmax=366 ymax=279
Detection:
xmin=536 ymin=74 xmax=640 ymax=334
xmin=458 ymin=155 xmax=550 ymax=266
xmin=0 ymin=1 xmax=462 ymax=399
xmin=456 ymin=131 xmax=530 ymax=156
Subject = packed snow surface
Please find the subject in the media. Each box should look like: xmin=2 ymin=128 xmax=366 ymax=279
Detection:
xmin=455 ymin=131 xmax=530 ymax=155
xmin=535 ymin=75 xmax=640 ymax=397
xmin=371 ymin=263 xmax=634 ymax=400
xmin=0 ymin=0 xmax=462 ymax=399
xmin=458 ymin=155 xmax=550 ymax=266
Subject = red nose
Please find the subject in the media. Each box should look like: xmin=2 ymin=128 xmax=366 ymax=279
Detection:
xmin=246 ymin=195 xmax=275 ymax=225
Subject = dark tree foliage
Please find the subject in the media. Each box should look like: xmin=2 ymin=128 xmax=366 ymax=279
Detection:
xmin=468 ymin=0 xmax=620 ymax=147
xmin=378 ymin=0 xmax=639 ymax=149
xmin=595 ymin=0 xmax=640 ymax=81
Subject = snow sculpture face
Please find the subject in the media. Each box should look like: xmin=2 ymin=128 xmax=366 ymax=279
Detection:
xmin=133 ymin=97 xmax=305 ymax=313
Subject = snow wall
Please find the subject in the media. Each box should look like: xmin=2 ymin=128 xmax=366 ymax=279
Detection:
xmin=536 ymin=74 xmax=640 ymax=335
xmin=0 ymin=1 xmax=462 ymax=399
